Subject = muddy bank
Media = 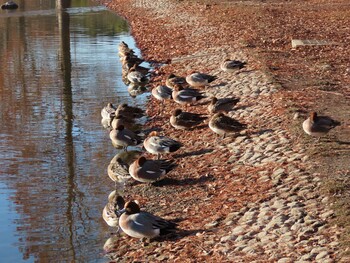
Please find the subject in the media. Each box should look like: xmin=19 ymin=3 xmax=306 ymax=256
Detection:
xmin=99 ymin=0 xmax=349 ymax=261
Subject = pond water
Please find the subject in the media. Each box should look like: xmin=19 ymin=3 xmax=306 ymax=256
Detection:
xmin=0 ymin=0 xmax=147 ymax=261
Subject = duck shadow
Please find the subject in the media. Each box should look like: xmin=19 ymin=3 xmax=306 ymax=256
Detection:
xmin=173 ymin=148 xmax=214 ymax=158
xmin=210 ymin=81 xmax=228 ymax=88
xmin=237 ymin=69 xmax=255 ymax=74
xmin=247 ymin=128 xmax=275 ymax=137
xmin=336 ymin=140 xmax=350 ymax=145
xmin=153 ymin=173 xmax=215 ymax=187
xmin=154 ymin=228 xmax=208 ymax=242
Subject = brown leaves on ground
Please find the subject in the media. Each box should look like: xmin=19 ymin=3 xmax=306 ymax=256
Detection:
xmin=99 ymin=0 xmax=350 ymax=261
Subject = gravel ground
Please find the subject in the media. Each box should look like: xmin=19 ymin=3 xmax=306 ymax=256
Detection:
xmin=99 ymin=0 xmax=350 ymax=261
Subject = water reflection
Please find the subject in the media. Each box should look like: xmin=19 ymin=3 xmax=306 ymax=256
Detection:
xmin=0 ymin=0 xmax=146 ymax=261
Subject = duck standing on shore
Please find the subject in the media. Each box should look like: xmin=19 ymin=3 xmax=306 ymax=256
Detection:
xmin=101 ymin=102 xmax=117 ymax=119
xmin=170 ymin=109 xmax=207 ymax=130
xmin=102 ymin=192 xmax=126 ymax=228
xmin=127 ymin=65 xmax=148 ymax=84
xmin=302 ymin=112 xmax=341 ymax=140
xmin=115 ymin=103 xmax=144 ymax=119
xmin=209 ymin=113 xmax=247 ymax=139
xmin=208 ymin=96 xmax=240 ymax=114
xmin=109 ymin=125 xmax=143 ymax=151
xmin=220 ymin=59 xmax=246 ymax=73
xmin=186 ymin=72 xmax=217 ymax=88
xmin=129 ymin=156 xmax=176 ymax=183
xmin=166 ymin=73 xmax=187 ymax=89
xmin=151 ymin=85 xmax=173 ymax=112
xmin=172 ymin=85 xmax=207 ymax=106
xmin=143 ymin=131 xmax=182 ymax=159
xmin=107 ymin=157 xmax=131 ymax=186
xmin=118 ymin=41 xmax=135 ymax=57
xmin=117 ymin=200 xmax=178 ymax=240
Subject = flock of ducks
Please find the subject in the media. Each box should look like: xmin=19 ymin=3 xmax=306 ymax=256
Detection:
xmin=100 ymin=41 xmax=342 ymax=242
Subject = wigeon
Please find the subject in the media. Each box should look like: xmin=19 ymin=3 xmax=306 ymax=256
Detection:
xmin=143 ymin=131 xmax=182 ymax=159
xmin=302 ymin=112 xmax=341 ymax=139
xmin=172 ymin=85 xmax=206 ymax=106
xmin=170 ymin=109 xmax=206 ymax=130
xmin=186 ymin=72 xmax=217 ymax=88
xmin=220 ymin=59 xmax=246 ymax=72
xmin=128 ymin=156 xmax=176 ymax=183
xmin=118 ymin=201 xmax=177 ymax=239
xmin=209 ymin=113 xmax=247 ymax=138
xmin=109 ymin=125 xmax=142 ymax=151
xmin=208 ymin=96 xmax=240 ymax=114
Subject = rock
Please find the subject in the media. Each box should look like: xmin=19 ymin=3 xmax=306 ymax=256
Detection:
xmin=315 ymin=251 xmax=329 ymax=261
xmin=277 ymin=258 xmax=293 ymax=263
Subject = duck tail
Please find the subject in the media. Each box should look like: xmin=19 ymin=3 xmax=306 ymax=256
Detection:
xmin=332 ymin=120 xmax=341 ymax=127
xmin=162 ymin=160 xmax=177 ymax=173
xmin=232 ymin=97 xmax=240 ymax=105
xmin=196 ymin=94 xmax=207 ymax=101
xmin=169 ymin=142 xmax=182 ymax=152
xmin=208 ymin=75 xmax=218 ymax=83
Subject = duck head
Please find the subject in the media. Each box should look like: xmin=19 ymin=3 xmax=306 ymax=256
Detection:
xmin=173 ymin=109 xmax=182 ymax=117
xmin=124 ymin=201 xmax=141 ymax=214
xmin=117 ymin=125 xmax=125 ymax=131
xmin=168 ymin=73 xmax=176 ymax=79
xmin=148 ymin=131 xmax=159 ymax=137
xmin=173 ymin=84 xmax=183 ymax=91
xmin=310 ymin=112 xmax=318 ymax=122
xmin=137 ymin=156 xmax=147 ymax=166
xmin=211 ymin=97 xmax=218 ymax=104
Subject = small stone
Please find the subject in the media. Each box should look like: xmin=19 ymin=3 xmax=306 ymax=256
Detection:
xmin=277 ymin=258 xmax=293 ymax=263
xmin=315 ymin=251 xmax=329 ymax=260
xmin=241 ymin=246 xmax=256 ymax=254
xmin=204 ymin=221 xmax=219 ymax=229
xmin=231 ymin=226 xmax=245 ymax=235
xmin=320 ymin=210 xmax=335 ymax=220
xmin=220 ymin=235 xmax=234 ymax=242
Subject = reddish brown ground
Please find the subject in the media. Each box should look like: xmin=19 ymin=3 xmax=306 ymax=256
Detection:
xmin=99 ymin=0 xmax=350 ymax=261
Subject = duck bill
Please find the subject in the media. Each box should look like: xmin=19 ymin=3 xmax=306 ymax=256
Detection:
xmin=116 ymin=208 xmax=126 ymax=217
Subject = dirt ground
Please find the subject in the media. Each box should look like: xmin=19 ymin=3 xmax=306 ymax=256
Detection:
xmin=99 ymin=0 xmax=350 ymax=261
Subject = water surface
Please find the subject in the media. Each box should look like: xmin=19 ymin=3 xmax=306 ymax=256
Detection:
xmin=0 ymin=0 xmax=146 ymax=261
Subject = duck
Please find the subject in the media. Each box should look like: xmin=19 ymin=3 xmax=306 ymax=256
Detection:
xmin=302 ymin=112 xmax=341 ymax=139
xmin=220 ymin=59 xmax=246 ymax=72
xmin=209 ymin=113 xmax=247 ymax=138
xmin=121 ymin=53 xmax=144 ymax=67
xmin=118 ymin=41 xmax=135 ymax=57
xmin=129 ymin=156 xmax=176 ymax=183
xmin=143 ymin=131 xmax=182 ymax=159
xmin=1 ymin=1 xmax=18 ymax=9
xmin=117 ymin=201 xmax=178 ymax=239
xmin=172 ymin=85 xmax=207 ymax=106
xmin=127 ymin=83 xmax=149 ymax=98
xmin=101 ymin=102 xmax=117 ymax=119
xmin=115 ymin=103 xmax=144 ymax=119
xmin=151 ymin=85 xmax=173 ymax=114
xmin=208 ymin=96 xmax=240 ymax=114
xmin=102 ymin=192 xmax=126 ymax=228
xmin=186 ymin=72 xmax=217 ymax=88
xmin=109 ymin=125 xmax=143 ymax=151
xmin=152 ymin=85 xmax=173 ymax=103
xmin=122 ymin=61 xmax=149 ymax=75
xmin=166 ymin=73 xmax=187 ymax=89
xmin=107 ymin=157 xmax=131 ymax=186
xmin=170 ymin=109 xmax=207 ymax=130
xmin=127 ymin=65 xmax=148 ymax=84
xmin=111 ymin=114 xmax=137 ymax=130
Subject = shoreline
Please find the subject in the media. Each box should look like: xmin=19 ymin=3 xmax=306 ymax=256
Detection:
xmin=100 ymin=0 xmax=347 ymax=261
